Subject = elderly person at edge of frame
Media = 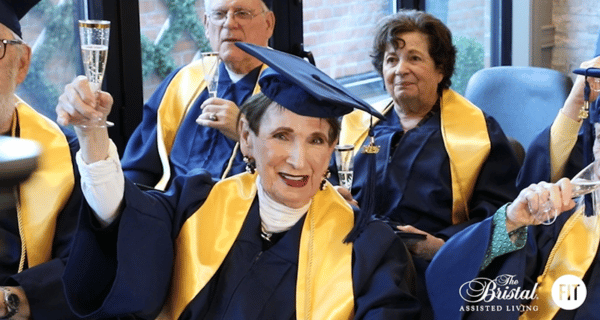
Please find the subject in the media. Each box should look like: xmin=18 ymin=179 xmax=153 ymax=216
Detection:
xmin=0 ymin=0 xmax=86 ymax=319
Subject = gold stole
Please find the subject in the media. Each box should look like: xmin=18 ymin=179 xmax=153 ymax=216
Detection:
xmin=154 ymin=61 xmax=265 ymax=190
xmin=13 ymin=98 xmax=74 ymax=268
xmin=520 ymin=206 xmax=600 ymax=319
xmin=339 ymin=89 xmax=490 ymax=224
xmin=159 ymin=173 xmax=355 ymax=319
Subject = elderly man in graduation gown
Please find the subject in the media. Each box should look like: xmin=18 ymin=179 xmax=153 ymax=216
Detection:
xmin=330 ymin=10 xmax=520 ymax=319
xmin=57 ymin=43 xmax=421 ymax=319
xmin=426 ymin=58 xmax=600 ymax=319
xmin=0 ymin=0 xmax=84 ymax=318
xmin=62 ymin=0 xmax=276 ymax=190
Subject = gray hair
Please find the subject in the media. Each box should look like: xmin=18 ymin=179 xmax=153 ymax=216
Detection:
xmin=204 ymin=0 xmax=269 ymax=12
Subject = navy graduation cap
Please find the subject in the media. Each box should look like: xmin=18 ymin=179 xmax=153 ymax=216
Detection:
xmin=235 ymin=42 xmax=384 ymax=120
xmin=0 ymin=0 xmax=40 ymax=38
xmin=236 ymin=42 xmax=382 ymax=241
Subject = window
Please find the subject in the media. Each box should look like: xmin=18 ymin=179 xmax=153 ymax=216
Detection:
xmin=17 ymin=0 xmax=79 ymax=121
xmin=138 ymin=0 xmax=209 ymax=101
xmin=303 ymin=1 xmax=394 ymax=103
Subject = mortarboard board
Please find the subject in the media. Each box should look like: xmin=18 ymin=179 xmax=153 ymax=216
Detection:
xmin=235 ymin=42 xmax=384 ymax=120
xmin=0 ymin=0 xmax=40 ymax=38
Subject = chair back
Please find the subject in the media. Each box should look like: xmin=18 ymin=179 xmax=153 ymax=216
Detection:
xmin=595 ymin=26 xmax=600 ymax=57
xmin=464 ymin=66 xmax=573 ymax=150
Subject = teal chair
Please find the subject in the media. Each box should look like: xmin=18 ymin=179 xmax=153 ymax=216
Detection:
xmin=464 ymin=66 xmax=573 ymax=154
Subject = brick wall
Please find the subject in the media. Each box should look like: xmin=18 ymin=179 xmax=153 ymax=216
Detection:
xmin=552 ymin=0 xmax=600 ymax=76
xmin=303 ymin=0 xmax=391 ymax=80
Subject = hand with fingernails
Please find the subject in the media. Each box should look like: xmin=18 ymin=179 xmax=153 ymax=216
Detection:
xmin=505 ymin=178 xmax=577 ymax=234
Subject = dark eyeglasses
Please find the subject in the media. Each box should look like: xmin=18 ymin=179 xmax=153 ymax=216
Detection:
xmin=0 ymin=39 xmax=23 ymax=60
xmin=207 ymin=9 xmax=266 ymax=26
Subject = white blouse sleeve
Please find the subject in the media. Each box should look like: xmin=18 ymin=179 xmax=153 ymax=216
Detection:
xmin=75 ymin=140 xmax=124 ymax=227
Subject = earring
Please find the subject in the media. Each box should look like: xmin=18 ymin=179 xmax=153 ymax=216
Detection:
xmin=243 ymin=156 xmax=256 ymax=174
xmin=320 ymin=170 xmax=331 ymax=190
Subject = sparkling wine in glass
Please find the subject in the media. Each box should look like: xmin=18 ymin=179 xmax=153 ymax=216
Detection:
xmin=571 ymin=160 xmax=600 ymax=197
xmin=78 ymin=20 xmax=112 ymax=128
xmin=335 ymin=144 xmax=355 ymax=190
xmin=201 ymin=52 xmax=220 ymax=98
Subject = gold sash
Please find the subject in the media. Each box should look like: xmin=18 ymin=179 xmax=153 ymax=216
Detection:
xmin=154 ymin=61 xmax=265 ymax=190
xmin=439 ymin=89 xmax=490 ymax=224
xmin=13 ymin=98 xmax=74 ymax=268
xmin=339 ymin=89 xmax=490 ymax=224
xmin=520 ymin=206 xmax=600 ymax=319
xmin=159 ymin=173 xmax=355 ymax=319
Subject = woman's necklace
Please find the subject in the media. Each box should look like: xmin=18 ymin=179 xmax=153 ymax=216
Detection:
xmin=260 ymin=226 xmax=273 ymax=242
xmin=256 ymin=176 xmax=310 ymax=241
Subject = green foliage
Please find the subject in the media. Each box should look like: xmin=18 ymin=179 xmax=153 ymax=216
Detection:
xmin=20 ymin=0 xmax=77 ymax=119
xmin=451 ymin=35 xmax=484 ymax=96
xmin=141 ymin=0 xmax=211 ymax=80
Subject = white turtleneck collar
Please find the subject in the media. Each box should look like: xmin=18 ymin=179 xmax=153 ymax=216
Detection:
xmin=256 ymin=175 xmax=311 ymax=234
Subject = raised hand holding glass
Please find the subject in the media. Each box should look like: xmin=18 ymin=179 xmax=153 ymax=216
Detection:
xmin=533 ymin=160 xmax=600 ymax=225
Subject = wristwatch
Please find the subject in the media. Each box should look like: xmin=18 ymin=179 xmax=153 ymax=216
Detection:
xmin=1 ymin=287 xmax=19 ymax=319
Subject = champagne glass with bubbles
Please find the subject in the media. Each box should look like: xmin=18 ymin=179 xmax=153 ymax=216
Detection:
xmin=78 ymin=20 xmax=113 ymax=128
xmin=201 ymin=52 xmax=220 ymax=98
xmin=335 ymin=145 xmax=355 ymax=190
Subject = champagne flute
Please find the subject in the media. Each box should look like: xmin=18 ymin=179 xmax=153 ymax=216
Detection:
xmin=78 ymin=20 xmax=113 ymax=128
xmin=201 ymin=52 xmax=220 ymax=98
xmin=532 ymin=160 xmax=600 ymax=225
xmin=335 ymin=144 xmax=355 ymax=190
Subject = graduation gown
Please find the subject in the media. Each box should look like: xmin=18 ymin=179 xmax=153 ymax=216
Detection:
xmin=4 ymin=100 xmax=82 ymax=319
xmin=332 ymin=90 xmax=520 ymax=319
xmin=427 ymin=127 xmax=600 ymax=319
xmin=337 ymin=94 xmax=519 ymax=240
xmin=426 ymin=208 xmax=600 ymax=320
xmin=63 ymin=172 xmax=421 ymax=319
xmin=121 ymin=62 xmax=263 ymax=189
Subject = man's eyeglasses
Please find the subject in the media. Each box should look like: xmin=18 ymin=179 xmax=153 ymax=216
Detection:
xmin=207 ymin=9 xmax=266 ymax=26
xmin=0 ymin=39 xmax=23 ymax=60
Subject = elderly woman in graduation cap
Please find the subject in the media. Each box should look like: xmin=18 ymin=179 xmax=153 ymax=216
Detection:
xmin=56 ymin=43 xmax=421 ymax=319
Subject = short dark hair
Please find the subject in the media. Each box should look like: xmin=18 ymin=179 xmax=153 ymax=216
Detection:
xmin=371 ymin=10 xmax=456 ymax=94
xmin=238 ymin=92 xmax=340 ymax=146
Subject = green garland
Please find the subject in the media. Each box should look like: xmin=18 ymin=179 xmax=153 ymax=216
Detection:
xmin=141 ymin=0 xmax=211 ymax=79
xmin=451 ymin=35 xmax=484 ymax=95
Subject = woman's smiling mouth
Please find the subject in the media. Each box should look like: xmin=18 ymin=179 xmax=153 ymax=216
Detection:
xmin=279 ymin=173 xmax=309 ymax=187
